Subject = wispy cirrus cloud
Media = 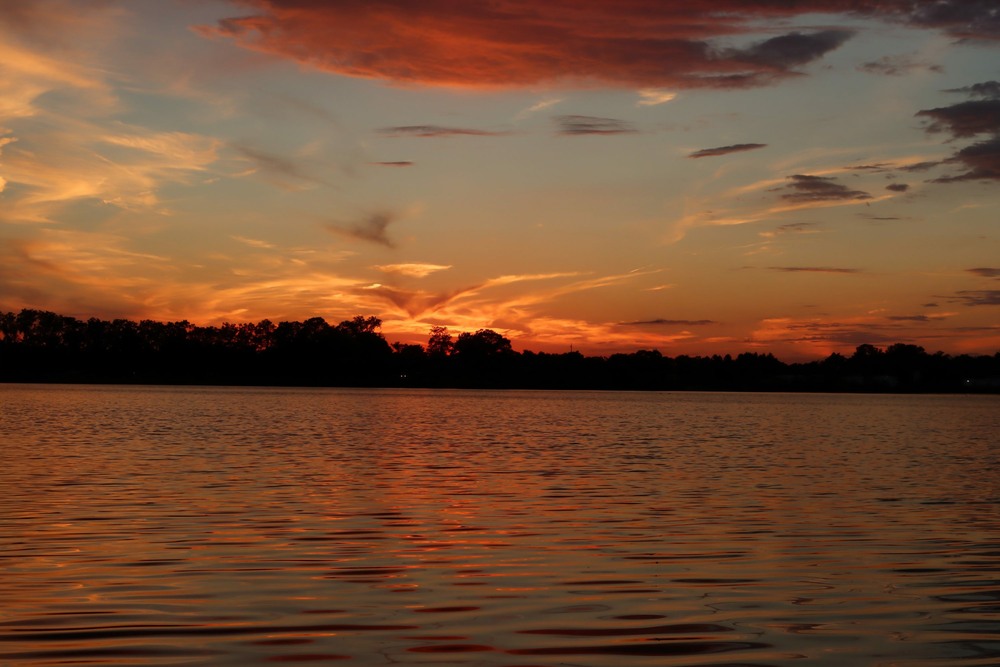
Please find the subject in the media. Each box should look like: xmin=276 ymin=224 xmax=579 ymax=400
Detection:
xmin=688 ymin=143 xmax=766 ymax=158
xmin=377 ymin=125 xmax=507 ymax=138
xmin=554 ymin=115 xmax=636 ymax=136
xmin=769 ymin=266 xmax=861 ymax=274
xmin=515 ymin=98 xmax=562 ymax=120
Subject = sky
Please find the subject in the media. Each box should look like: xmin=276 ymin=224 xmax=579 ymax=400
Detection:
xmin=1 ymin=0 xmax=998 ymax=360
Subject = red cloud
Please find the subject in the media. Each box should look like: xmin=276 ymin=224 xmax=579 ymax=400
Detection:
xmin=199 ymin=1 xmax=870 ymax=89
xmin=200 ymin=2 xmax=999 ymax=90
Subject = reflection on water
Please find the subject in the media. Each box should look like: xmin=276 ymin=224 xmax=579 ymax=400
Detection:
xmin=1 ymin=385 xmax=998 ymax=666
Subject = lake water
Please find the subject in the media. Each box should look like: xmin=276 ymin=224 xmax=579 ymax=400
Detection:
xmin=1 ymin=385 xmax=998 ymax=666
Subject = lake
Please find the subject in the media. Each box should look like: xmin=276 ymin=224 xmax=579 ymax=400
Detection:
xmin=1 ymin=385 xmax=998 ymax=666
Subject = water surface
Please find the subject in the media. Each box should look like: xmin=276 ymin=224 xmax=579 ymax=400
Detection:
xmin=1 ymin=385 xmax=998 ymax=665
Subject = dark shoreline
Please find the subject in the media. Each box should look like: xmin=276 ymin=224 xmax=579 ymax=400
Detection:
xmin=2 ymin=309 xmax=998 ymax=393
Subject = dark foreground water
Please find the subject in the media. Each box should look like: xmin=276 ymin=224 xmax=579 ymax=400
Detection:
xmin=1 ymin=385 xmax=998 ymax=666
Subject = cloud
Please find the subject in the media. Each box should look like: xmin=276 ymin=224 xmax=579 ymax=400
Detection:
xmin=688 ymin=143 xmax=766 ymax=158
xmin=198 ymin=3 xmax=875 ymax=91
xmin=886 ymin=315 xmax=931 ymax=322
xmin=968 ymin=267 xmax=1000 ymax=279
xmin=769 ymin=266 xmax=861 ymax=274
xmin=719 ymin=30 xmax=854 ymax=69
xmin=914 ymin=80 xmax=1000 ymax=182
xmin=857 ymin=53 xmax=943 ymax=76
xmin=555 ymin=115 xmax=637 ymax=136
xmin=758 ymin=222 xmax=820 ymax=239
xmin=326 ymin=212 xmax=400 ymax=247
xmin=776 ymin=174 xmax=872 ymax=203
xmin=899 ymin=0 xmax=1000 ymax=39
xmin=886 ymin=183 xmax=910 ymax=192
xmin=370 ymin=161 xmax=414 ymax=167
xmin=232 ymin=236 xmax=276 ymax=249
xmin=374 ymin=263 xmax=451 ymax=278
xmin=944 ymin=81 xmax=1000 ymax=98
xmin=515 ymin=98 xmax=562 ymax=119
xmin=933 ymin=137 xmax=1000 ymax=182
xmin=636 ymin=89 xmax=677 ymax=106
xmin=232 ymin=143 xmax=327 ymax=187
xmin=377 ymin=125 xmax=506 ymax=138
xmin=917 ymin=99 xmax=1000 ymax=138
xmin=952 ymin=290 xmax=1000 ymax=306
xmin=620 ymin=318 xmax=718 ymax=326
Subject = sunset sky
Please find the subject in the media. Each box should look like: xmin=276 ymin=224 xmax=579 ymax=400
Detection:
xmin=1 ymin=1 xmax=998 ymax=359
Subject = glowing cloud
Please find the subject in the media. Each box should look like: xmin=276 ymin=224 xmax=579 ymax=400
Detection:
xmin=374 ymin=263 xmax=452 ymax=278
xmin=636 ymin=89 xmax=677 ymax=106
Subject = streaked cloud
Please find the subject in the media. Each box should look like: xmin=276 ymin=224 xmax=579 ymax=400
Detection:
xmin=968 ymin=267 xmax=1000 ymax=279
xmin=776 ymin=175 xmax=872 ymax=203
xmin=688 ymin=143 xmax=766 ymax=158
xmin=769 ymin=266 xmax=861 ymax=274
xmin=370 ymin=161 xmax=414 ymax=167
xmin=952 ymin=290 xmax=1000 ymax=306
xmin=377 ymin=125 xmax=507 ymax=138
xmin=554 ymin=115 xmax=636 ymax=136
xmin=515 ymin=98 xmax=562 ymax=120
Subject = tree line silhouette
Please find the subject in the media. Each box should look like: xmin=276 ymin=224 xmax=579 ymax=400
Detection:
xmin=1 ymin=309 xmax=998 ymax=392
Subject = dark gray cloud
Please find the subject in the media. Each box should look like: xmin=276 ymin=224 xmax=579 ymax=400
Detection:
xmin=621 ymin=318 xmax=718 ymax=326
xmin=932 ymin=137 xmax=1000 ymax=182
xmin=944 ymin=81 xmax=1000 ymax=98
xmin=370 ymin=161 xmax=414 ymax=167
xmin=776 ymin=174 xmax=871 ymax=203
xmin=847 ymin=162 xmax=893 ymax=172
xmin=326 ymin=212 xmax=399 ymax=247
xmin=900 ymin=160 xmax=941 ymax=172
xmin=952 ymin=290 xmax=1000 ymax=306
xmin=857 ymin=53 xmax=943 ymax=76
xmin=769 ymin=266 xmax=860 ymax=274
xmin=923 ymin=302 xmax=940 ymax=308
xmin=554 ymin=115 xmax=637 ymax=136
xmin=886 ymin=183 xmax=910 ymax=192
xmin=968 ymin=267 xmax=1000 ymax=279
xmin=900 ymin=0 xmax=1000 ymax=39
xmin=377 ymin=125 xmax=507 ymax=138
xmin=721 ymin=30 xmax=854 ymax=70
xmin=688 ymin=143 xmax=766 ymax=158
xmin=916 ymin=99 xmax=1000 ymax=138
xmin=887 ymin=315 xmax=931 ymax=322
xmin=916 ymin=81 xmax=1000 ymax=182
